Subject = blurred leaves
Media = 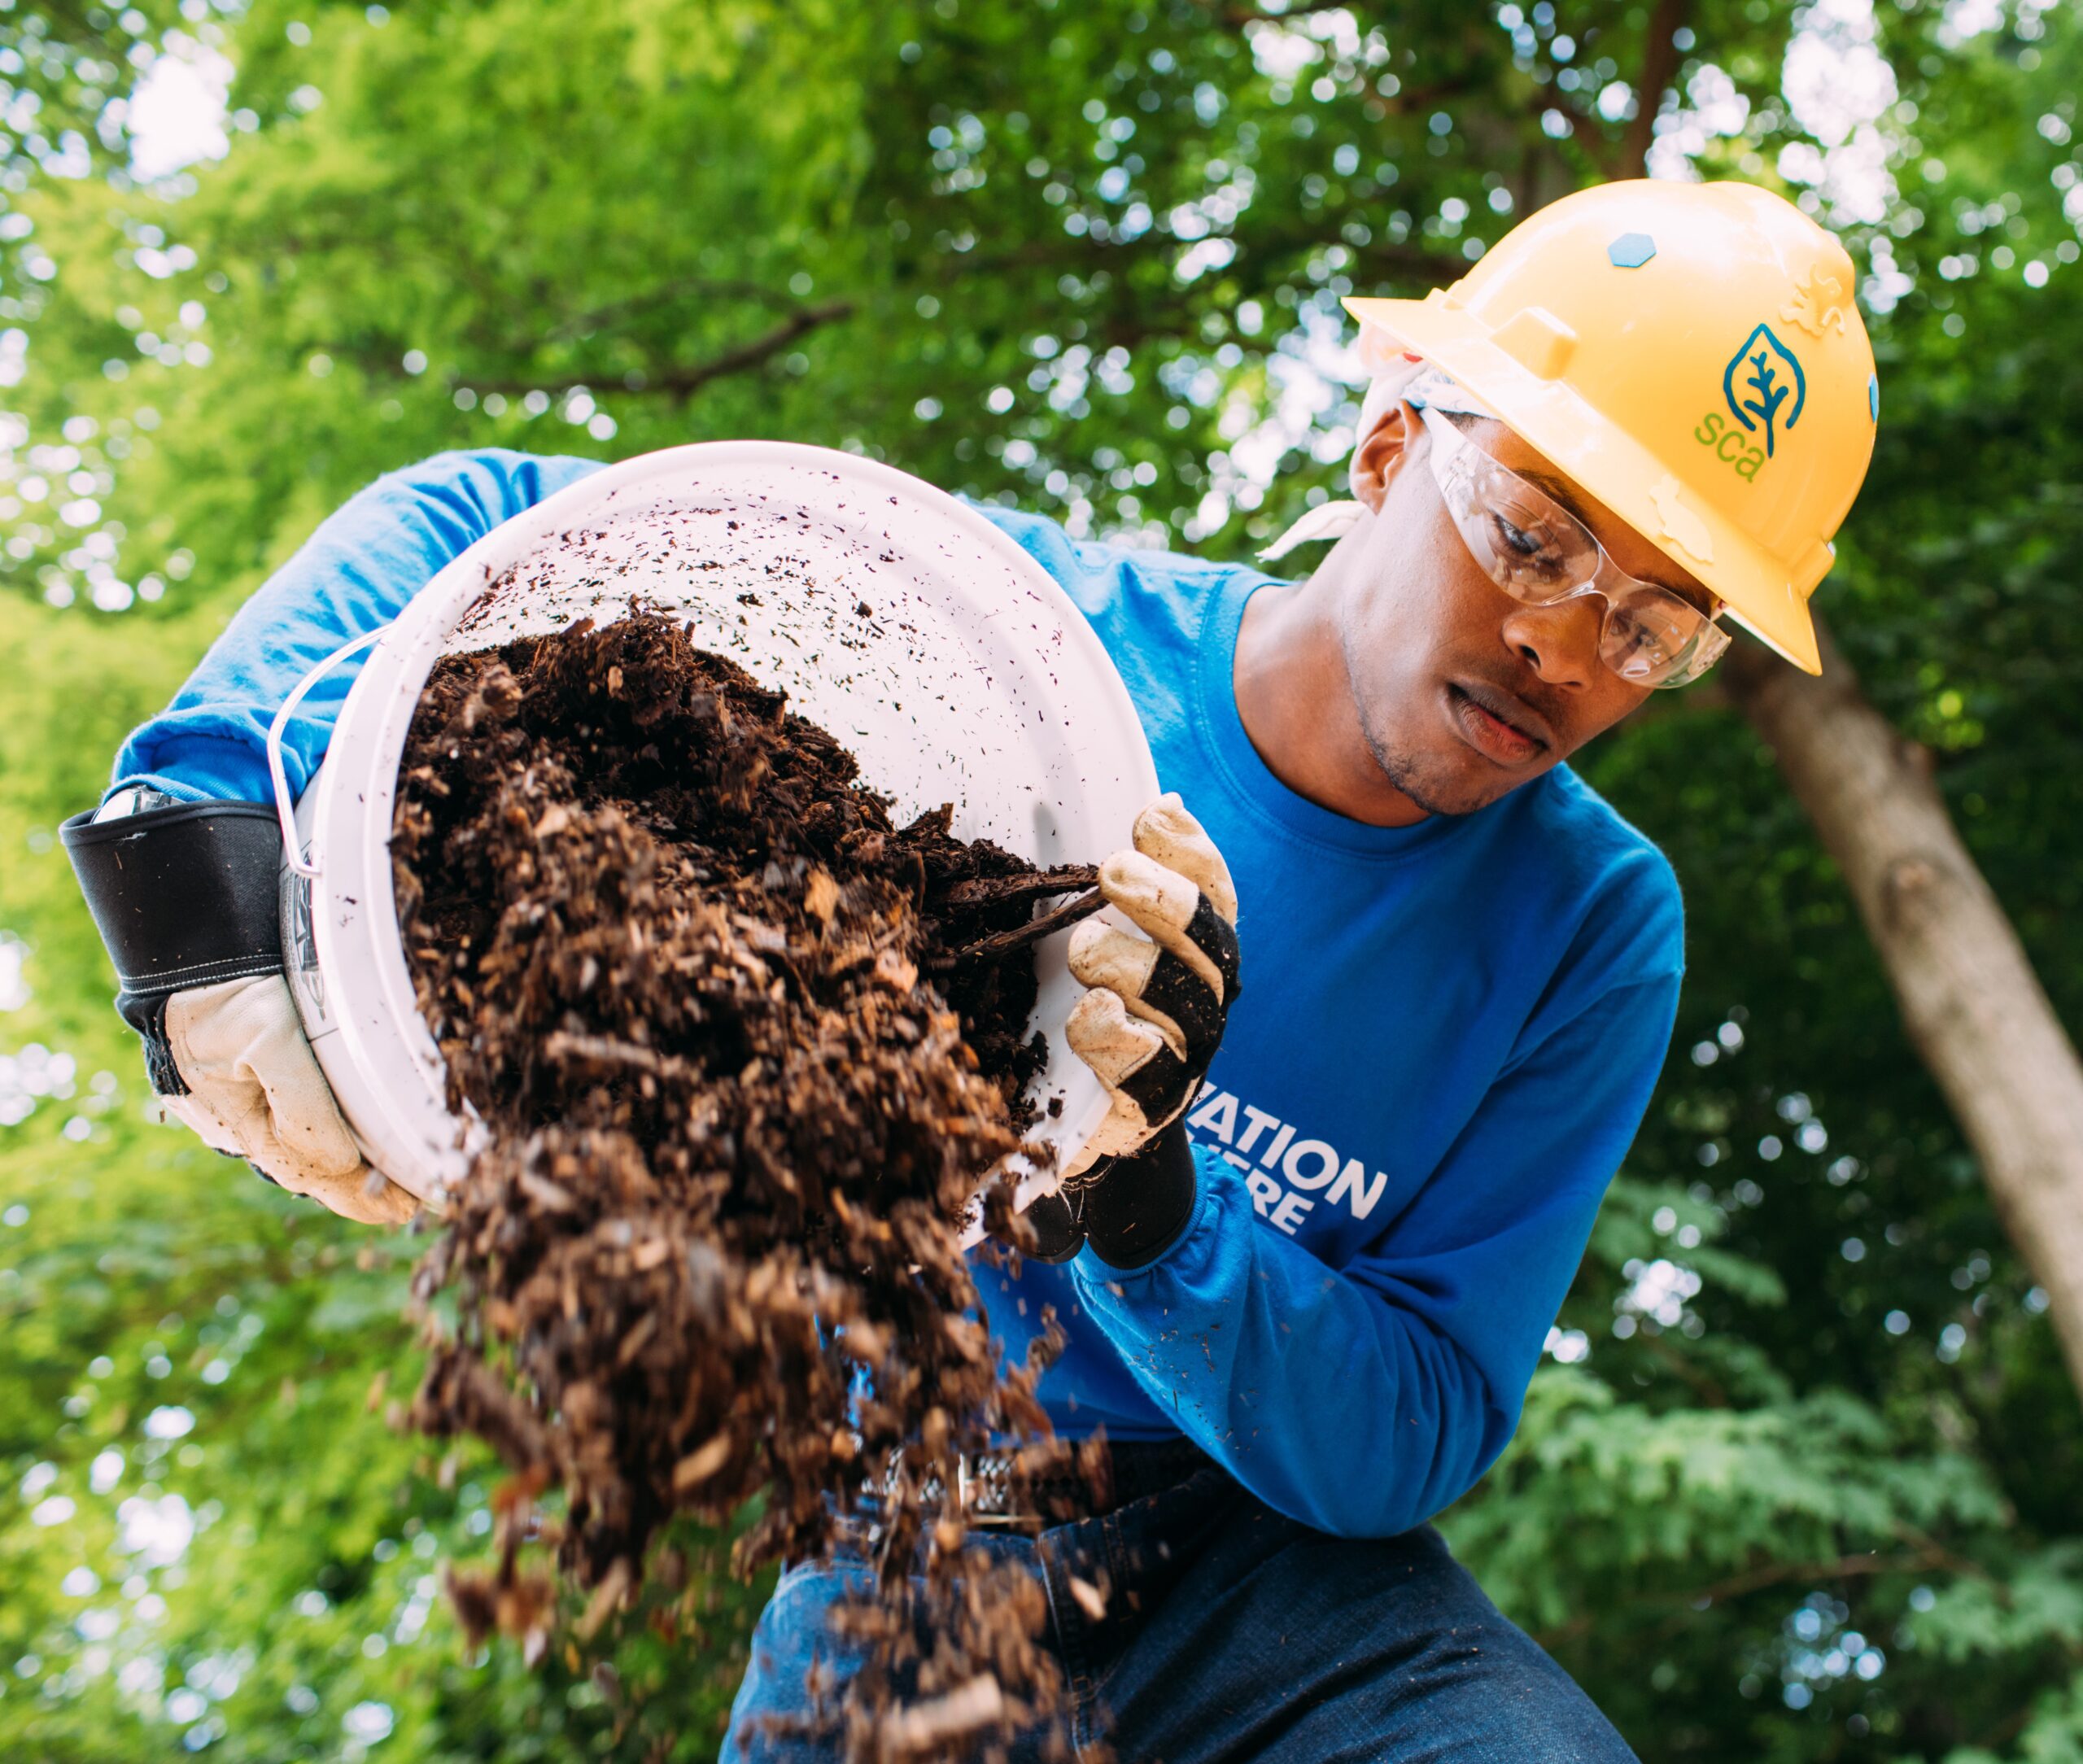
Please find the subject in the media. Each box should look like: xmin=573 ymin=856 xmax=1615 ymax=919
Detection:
xmin=3 ymin=0 xmax=2083 ymax=1757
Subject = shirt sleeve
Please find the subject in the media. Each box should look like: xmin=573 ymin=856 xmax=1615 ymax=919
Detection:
xmin=110 ymin=449 xmax=607 ymax=806
xmin=1070 ymin=967 xmax=1682 ymax=1539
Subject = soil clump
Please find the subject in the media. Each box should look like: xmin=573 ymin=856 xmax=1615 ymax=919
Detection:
xmin=391 ymin=606 xmax=1101 ymax=1759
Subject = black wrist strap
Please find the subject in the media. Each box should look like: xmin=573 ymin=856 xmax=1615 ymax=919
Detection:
xmin=1020 ymin=1187 xmax=1088 ymax=1264
xmin=998 ymin=1126 xmax=1201 ymax=1270
xmin=1080 ymin=1123 xmax=1199 ymax=1271
xmin=59 ymin=800 xmax=287 ymax=1094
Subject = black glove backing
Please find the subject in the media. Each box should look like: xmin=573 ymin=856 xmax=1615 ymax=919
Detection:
xmin=1020 ymin=795 xmax=1239 ymax=1270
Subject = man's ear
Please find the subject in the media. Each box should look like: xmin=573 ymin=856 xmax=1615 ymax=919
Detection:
xmin=1348 ymin=395 xmax=1419 ymax=514
xmin=1347 ymin=352 xmax=1430 ymax=512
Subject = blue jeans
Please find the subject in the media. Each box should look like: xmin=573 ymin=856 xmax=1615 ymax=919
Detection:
xmin=723 ymin=1461 xmax=1636 ymax=1762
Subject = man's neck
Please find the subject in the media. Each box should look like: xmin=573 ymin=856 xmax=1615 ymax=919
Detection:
xmin=1232 ymin=579 xmax=1430 ymax=829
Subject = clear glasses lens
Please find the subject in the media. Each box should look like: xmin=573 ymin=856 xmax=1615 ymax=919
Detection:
xmin=1427 ymin=411 xmax=1724 ymax=690
xmin=1605 ymin=593 xmax=1699 ymax=682
xmin=1442 ymin=450 xmax=1600 ymax=600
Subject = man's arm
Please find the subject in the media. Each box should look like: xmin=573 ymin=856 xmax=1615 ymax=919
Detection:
xmin=1072 ymin=969 xmax=1681 ymax=1539
xmin=110 ymin=448 xmax=605 ymax=806
xmin=68 ymin=448 xmax=600 ymax=1220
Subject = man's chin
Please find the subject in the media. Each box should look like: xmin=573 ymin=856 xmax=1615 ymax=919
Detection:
xmin=1366 ymin=740 xmax=1513 ymax=819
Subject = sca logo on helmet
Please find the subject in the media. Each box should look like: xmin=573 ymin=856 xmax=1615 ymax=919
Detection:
xmin=1693 ymin=323 xmax=1806 ymax=482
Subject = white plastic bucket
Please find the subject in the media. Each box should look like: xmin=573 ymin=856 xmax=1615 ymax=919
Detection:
xmin=275 ymin=442 xmax=1159 ymax=1225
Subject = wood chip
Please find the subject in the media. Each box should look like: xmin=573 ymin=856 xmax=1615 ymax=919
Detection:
xmin=576 ymin=1558 xmax=631 ymax=1641
xmin=873 ymin=948 xmax=919 ymax=992
xmin=671 ymin=1434 xmax=733 ymax=1493
xmin=878 ymin=1675 xmax=1006 ymax=1757
xmin=805 ymin=866 xmax=841 ymax=923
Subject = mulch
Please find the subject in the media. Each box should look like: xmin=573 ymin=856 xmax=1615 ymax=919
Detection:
xmin=390 ymin=605 xmax=1106 ymax=1760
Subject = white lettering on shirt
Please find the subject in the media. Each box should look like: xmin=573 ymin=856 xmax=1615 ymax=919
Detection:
xmin=1187 ymin=1088 xmax=1239 ymax=1144
xmin=1282 ymin=1139 xmax=1340 ymax=1190
xmin=1244 ymin=1168 xmax=1282 ymax=1216
xmin=1327 ymin=1159 xmax=1389 ymax=1221
xmin=1185 ymin=1089 xmax=1395 ymax=1229
xmin=1235 ymin=1104 xmax=1282 ymax=1156
xmin=1269 ymin=1191 xmax=1314 ymax=1234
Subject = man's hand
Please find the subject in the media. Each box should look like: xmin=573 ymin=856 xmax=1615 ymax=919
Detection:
xmin=1021 ymin=795 xmax=1239 ymax=1268
xmin=62 ymin=796 xmax=417 ymax=1228
xmin=1064 ymin=794 xmax=1240 ymax=1171
xmin=162 ymin=976 xmax=418 ymax=1225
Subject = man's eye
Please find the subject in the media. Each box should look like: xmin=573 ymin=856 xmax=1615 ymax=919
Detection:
xmin=1492 ymin=515 xmax=1541 ymax=556
xmin=1489 ymin=514 xmax=1567 ymax=574
xmin=1608 ymin=605 xmax=1674 ymax=662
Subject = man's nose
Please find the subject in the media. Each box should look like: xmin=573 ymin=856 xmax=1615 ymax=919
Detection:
xmin=1500 ymin=594 xmax=1603 ymax=692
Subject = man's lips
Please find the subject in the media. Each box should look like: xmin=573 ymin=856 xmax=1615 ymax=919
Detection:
xmin=1446 ymin=680 xmax=1552 ymax=766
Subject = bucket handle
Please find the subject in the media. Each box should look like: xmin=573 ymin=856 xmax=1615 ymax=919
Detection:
xmin=267 ymin=627 xmax=389 ymax=880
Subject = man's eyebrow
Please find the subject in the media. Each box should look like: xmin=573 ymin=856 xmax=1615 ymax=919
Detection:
xmin=1517 ymin=467 xmax=1598 ymax=532
xmin=1518 ymin=466 xmax=1709 ymax=607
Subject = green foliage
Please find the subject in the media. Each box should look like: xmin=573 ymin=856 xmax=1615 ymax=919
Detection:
xmin=5 ymin=0 xmax=2083 ymax=1757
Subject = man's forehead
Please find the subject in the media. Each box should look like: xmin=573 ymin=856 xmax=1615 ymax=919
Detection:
xmin=1474 ymin=417 xmax=1714 ymax=611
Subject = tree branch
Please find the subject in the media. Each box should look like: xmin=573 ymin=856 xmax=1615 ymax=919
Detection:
xmin=1618 ymin=0 xmax=1696 ymax=178
xmin=1550 ymin=98 xmax=1625 ymax=184
xmin=644 ymin=300 xmax=856 ymax=404
xmin=928 ymin=889 xmax=1105 ymax=970
xmin=539 ymin=277 xmax=811 ymax=346
xmin=966 ymin=222 xmax=1463 ymax=299
xmin=1533 ymin=1541 xmax=1956 ymax=1648
xmin=1683 ymin=1544 xmax=1952 ymax=1606
xmin=456 ymin=299 xmax=857 ymax=405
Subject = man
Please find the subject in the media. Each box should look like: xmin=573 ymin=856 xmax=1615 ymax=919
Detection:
xmin=64 ymin=179 xmax=1876 ymax=1758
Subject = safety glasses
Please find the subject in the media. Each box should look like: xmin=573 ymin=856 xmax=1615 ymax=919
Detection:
xmin=1416 ymin=401 xmax=1730 ymax=689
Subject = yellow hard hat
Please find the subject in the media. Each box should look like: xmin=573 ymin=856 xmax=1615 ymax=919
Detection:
xmin=1343 ymin=179 xmax=1877 ymax=675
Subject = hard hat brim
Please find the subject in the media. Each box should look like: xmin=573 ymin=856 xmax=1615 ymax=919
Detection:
xmin=1344 ymin=294 xmax=1826 ymax=676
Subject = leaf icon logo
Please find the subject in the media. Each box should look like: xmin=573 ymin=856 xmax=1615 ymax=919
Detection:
xmin=1722 ymin=324 xmax=1807 ymax=459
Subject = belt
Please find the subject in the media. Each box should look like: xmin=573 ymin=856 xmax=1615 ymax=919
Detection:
xmin=893 ymin=1437 xmax=1216 ymax=1530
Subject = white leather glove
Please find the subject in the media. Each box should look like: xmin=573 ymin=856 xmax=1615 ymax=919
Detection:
xmin=1061 ymin=794 xmax=1241 ymax=1179
xmin=1014 ymin=796 xmax=1239 ymax=1268
xmin=161 ymin=976 xmax=418 ymax=1225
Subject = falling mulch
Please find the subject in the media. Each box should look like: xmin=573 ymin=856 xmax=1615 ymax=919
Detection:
xmin=390 ymin=605 xmax=1105 ymax=1760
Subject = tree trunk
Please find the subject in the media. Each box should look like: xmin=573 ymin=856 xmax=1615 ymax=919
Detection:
xmin=1604 ymin=13 xmax=2083 ymax=1397
xmin=1723 ymin=623 xmax=2083 ymax=1393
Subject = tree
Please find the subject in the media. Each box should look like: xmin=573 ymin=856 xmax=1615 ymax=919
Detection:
xmin=5 ymin=0 xmax=2083 ymax=1756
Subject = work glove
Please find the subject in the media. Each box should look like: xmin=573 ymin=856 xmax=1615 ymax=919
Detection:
xmin=1021 ymin=794 xmax=1239 ymax=1269
xmin=161 ymin=976 xmax=418 ymax=1225
xmin=60 ymin=794 xmax=417 ymax=1227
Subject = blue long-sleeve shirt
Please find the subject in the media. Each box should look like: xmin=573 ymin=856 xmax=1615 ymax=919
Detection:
xmin=112 ymin=451 xmax=1684 ymax=1540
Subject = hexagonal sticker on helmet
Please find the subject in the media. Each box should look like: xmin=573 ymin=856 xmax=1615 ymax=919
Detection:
xmin=1607 ymin=232 xmax=1657 ymax=269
